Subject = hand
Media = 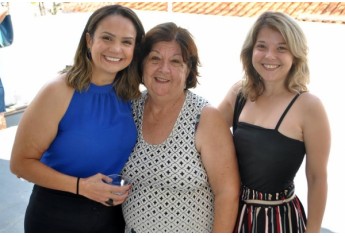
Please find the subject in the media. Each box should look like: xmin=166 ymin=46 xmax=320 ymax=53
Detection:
xmin=78 ymin=173 xmax=131 ymax=206
xmin=0 ymin=6 xmax=8 ymax=24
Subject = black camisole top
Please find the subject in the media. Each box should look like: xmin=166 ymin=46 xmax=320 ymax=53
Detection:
xmin=233 ymin=93 xmax=306 ymax=193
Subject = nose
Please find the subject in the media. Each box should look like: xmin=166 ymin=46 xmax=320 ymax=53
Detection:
xmin=158 ymin=59 xmax=171 ymax=73
xmin=265 ymin=47 xmax=277 ymax=60
xmin=109 ymin=40 xmax=122 ymax=53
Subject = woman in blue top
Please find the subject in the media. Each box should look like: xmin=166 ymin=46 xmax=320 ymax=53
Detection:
xmin=10 ymin=5 xmax=145 ymax=233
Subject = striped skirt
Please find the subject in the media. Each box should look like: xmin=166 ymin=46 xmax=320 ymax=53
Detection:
xmin=234 ymin=184 xmax=306 ymax=233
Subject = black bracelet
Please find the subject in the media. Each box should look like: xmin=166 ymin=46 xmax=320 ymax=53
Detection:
xmin=76 ymin=177 xmax=80 ymax=195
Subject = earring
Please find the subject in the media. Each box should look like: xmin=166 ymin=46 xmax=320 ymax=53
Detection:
xmin=87 ymin=48 xmax=92 ymax=59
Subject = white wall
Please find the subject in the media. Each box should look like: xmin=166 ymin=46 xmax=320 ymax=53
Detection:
xmin=1 ymin=3 xmax=344 ymax=232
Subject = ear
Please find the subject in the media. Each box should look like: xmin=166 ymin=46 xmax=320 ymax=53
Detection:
xmin=187 ymin=67 xmax=191 ymax=77
xmin=185 ymin=66 xmax=191 ymax=81
xmin=86 ymin=32 xmax=92 ymax=49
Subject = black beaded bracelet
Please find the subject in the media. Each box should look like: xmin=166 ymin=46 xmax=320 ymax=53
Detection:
xmin=76 ymin=177 xmax=80 ymax=195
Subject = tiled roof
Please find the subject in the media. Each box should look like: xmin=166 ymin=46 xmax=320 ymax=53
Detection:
xmin=61 ymin=2 xmax=168 ymax=13
xmin=61 ymin=2 xmax=345 ymax=24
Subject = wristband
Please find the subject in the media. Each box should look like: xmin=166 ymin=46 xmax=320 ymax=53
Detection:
xmin=76 ymin=177 xmax=80 ymax=195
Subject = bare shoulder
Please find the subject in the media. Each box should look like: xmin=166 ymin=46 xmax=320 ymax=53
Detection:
xmin=218 ymin=80 xmax=243 ymax=127
xmin=297 ymin=92 xmax=329 ymax=126
xmin=196 ymin=104 xmax=232 ymax=151
xmin=32 ymin=74 xmax=73 ymax=104
xmin=199 ymin=105 xmax=228 ymax=128
xmin=40 ymin=73 xmax=72 ymax=95
xmin=224 ymin=81 xmax=242 ymax=103
xmin=25 ymin=74 xmax=74 ymax=118
xmin=298 ymin=92 xmax=326 ymax=112
xmin=201 ymin=105 xmax=221 ymax=117
xmin=232 ymin=80 xmax=243 ymax=94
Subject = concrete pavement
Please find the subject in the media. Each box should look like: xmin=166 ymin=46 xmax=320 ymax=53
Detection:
xmin=0 ymin=159 xmax=33 ymax=233
xmin=0 ymin=126 xmax=33 ymax=233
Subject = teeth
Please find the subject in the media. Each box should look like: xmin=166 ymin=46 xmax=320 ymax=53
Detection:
xmin=263 ymin=64 xmax=279 ymax=69
xmin=155 ymin=77 xmax=168 ymax=82
xmin=105 ymin=56 xmax=120 ymax=62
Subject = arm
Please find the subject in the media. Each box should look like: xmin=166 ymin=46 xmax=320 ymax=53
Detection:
xmin=10 ymin=75 xmax=129 ymax=205
xmin=196 ymin=106 xmax=240 ymax=232
xmin=302 ymin=93 xmax=331 ymax=232
xmin=10 ymin=75 xmax=74 ymax=191
xmin=0 ymin=6 xmax=8 ymax=23
xmin=217 ymin=81 xmax=242 ymax=128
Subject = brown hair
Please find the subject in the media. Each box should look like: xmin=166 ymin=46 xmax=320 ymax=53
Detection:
xmin=63 ymin=4 xmax=145 ymax=100
xmin=139 ymin=22 xmax=200 ymax=89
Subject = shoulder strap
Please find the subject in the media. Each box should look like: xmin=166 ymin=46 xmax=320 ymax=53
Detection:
xmin=233 ymin=92 xmax=246 ymax=132
xmin=275 ymin=93 xmax=300 ymax=130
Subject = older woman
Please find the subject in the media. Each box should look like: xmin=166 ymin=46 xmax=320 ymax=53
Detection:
xmin=121 ymin=22 xmax=240 ymax=233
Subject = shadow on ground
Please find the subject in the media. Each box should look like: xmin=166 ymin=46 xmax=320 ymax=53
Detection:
xmin=0 ymin=159 xmax=33 ymax=233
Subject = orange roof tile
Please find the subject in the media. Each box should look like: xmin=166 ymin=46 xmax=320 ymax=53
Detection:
xmin=60 ymin=2 xmax=345 ymax=24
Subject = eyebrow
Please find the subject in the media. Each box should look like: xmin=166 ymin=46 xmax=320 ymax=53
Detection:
xmin=150 ymin=50 xmax=183 ymax=57
xmin=102 ymin=31 xmax=135 ymax=41
xmin=256 ymin=40 xmax=287 ymax=45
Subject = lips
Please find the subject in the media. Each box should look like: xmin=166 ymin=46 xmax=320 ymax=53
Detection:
xmin=105 ymin=56 xmax=121 ymax=62
xmin=154 ymin=76 xmax=169 ymax=82
xmin=263 ymin=64 xmax=279 ymax=69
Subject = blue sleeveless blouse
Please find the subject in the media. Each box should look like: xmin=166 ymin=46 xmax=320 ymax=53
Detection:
xmin=40 ymin=83 xmax=137 ymax=178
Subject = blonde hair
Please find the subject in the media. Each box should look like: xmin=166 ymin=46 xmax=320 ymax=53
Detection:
xmin=240 ymin=11 xmax=309 ymax=101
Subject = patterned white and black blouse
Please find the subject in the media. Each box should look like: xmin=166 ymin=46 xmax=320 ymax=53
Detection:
xmin=122 ymin=90 xmax=214 ymax=233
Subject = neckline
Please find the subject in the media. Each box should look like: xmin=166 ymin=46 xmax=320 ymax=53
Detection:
xmin=89 ymin=83 xmax=114 ymax=93
xmin=237 ymin=93 xmax=301 ymax=131
xmin=238 ymin=121 xmax=304 ymax=143
xmin=139 ymin=90 xmax=190 ymax=146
